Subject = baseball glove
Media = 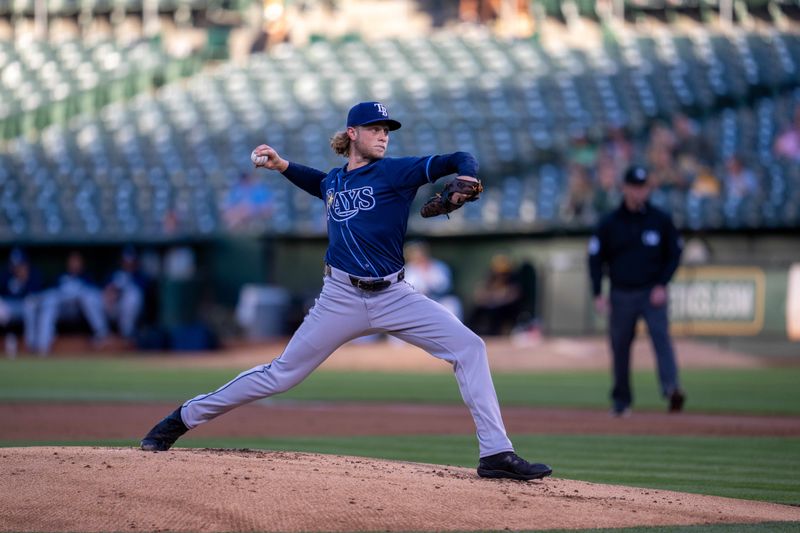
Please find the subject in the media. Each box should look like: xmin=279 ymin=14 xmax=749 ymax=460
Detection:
xmin=420 ymin=177 xmax=483 ymax=218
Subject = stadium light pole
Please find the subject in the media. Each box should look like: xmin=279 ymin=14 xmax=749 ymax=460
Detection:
xmin=501 ymin=0 xmax=512 ymax=29
xmin=79 ymin=0 xmax=97 ymax=37
xmin=613 ymin=0 xmax=624 ymax=22
xmin=720 ymin=0 xmax=733 ymax=27
xmin=34 ymin=0 xmax=47 ymax=39
xmin=143 ymin=0 xmax=160 ymax=38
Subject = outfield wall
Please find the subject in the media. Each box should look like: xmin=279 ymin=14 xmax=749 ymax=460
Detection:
xmin=266 ymin=232 xmax=800 ymax=346
xmin=3 ymin=233 xmax=798 ymax=350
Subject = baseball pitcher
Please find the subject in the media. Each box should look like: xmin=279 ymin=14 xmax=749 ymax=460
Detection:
xmin=140 ymin=102 xmax=552 ymax=481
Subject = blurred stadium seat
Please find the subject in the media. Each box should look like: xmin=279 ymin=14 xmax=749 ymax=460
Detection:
xmin=1 ymin=3 xmax=800 ymax=239
xmin=0 ymin=37 xmax=200 ymax=140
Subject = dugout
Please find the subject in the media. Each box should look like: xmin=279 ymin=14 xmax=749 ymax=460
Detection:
xmin=4 ymin=230 xmax=799 ymax=355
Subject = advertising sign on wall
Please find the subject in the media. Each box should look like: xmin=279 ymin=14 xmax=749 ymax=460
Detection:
xmin=669 ymin=267 xmax=765 ymax=336
xmin=787 ymin=263 xmax=800 ymax=342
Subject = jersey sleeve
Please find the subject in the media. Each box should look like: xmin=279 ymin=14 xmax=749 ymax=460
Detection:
xmin=281 ymin=162 xmax=327 ymax=199
xmin=657 ymin=214 xmax=683 ymax=286
xmin=391 ymin=152 xmax=479 ymax=190
xmin=587 ymin=219 xmax=608 ymax=297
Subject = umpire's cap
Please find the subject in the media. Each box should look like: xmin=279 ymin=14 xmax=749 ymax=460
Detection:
xmin=623 ymin=165 xmax=649 ymax=186
xmin=347 ymin=102 xmax=401 ymax=131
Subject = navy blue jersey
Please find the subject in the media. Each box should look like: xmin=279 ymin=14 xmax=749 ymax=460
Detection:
xmin=0 ymin=268 xmax=43 ymax=298
xmin=283 ymin=153 xmax=477 ymax=278
xmin=588 ymin=202 xmax=683 ymax=295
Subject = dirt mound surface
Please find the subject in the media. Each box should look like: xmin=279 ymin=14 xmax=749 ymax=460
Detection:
xmin=2 ymin=447 xmax=799 ymax=532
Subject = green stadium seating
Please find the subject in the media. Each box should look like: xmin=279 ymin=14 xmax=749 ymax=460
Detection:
xmin=0 ymin=38 xmax=200 ymax=140
xmin=1 ymin=25 xmax=799 ymax=238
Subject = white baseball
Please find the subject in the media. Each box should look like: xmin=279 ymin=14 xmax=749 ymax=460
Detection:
xmin=251 ymin=149 xmax=269 ymax=166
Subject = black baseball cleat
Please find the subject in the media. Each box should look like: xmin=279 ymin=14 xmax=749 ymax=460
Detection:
xmin=477 ymin=451 xmax=552 ymax=481
xmin=140 ymin=407 xmax=189 ymax=451
xmin=668 ymin=389 xmax=686 ymax=413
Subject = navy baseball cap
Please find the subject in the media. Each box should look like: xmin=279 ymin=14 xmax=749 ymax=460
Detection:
xmin=623 ymin=165 xmax=649 ymax=186
xmin=346 ymin=102 xmax=401 ymax=131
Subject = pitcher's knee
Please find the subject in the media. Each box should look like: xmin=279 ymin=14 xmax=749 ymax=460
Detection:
xmin=469 ymin=331 xmax=487 ymax=353
xmin=452 ymin=331 xmax=488 ymax=365
xmin=269 ymin=378 xmax=301 ymax=395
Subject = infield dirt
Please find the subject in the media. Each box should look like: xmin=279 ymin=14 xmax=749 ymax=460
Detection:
xmin=2 ymin=337 xmax=798 ymax=532
xmin=2 ymin=447 xmax=800 ymax=533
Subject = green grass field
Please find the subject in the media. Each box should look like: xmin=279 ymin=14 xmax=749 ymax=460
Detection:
xmin=1 ymin=358 xmax=799 ymax=415
xmin=417 ymin=525 xmax=800 ymax=533
xmin=1 ymin=356 xmax=798 ymax=532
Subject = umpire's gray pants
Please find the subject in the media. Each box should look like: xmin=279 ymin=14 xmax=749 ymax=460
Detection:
xmin=182 ymin=268 xmax=515 ymax=458
xmin=609 ymin=287 xmax=680 ymax=410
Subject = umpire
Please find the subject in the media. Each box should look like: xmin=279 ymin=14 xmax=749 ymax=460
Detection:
xmin=588 ymin=165 xmax=686 ymax=416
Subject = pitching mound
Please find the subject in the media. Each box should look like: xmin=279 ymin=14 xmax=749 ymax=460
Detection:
xmin=2 ymin=447 xmax=799 ymax=532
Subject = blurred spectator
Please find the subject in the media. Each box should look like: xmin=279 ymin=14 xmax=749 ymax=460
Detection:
xmin=648 ymin=143 xmax=687 ymax=191
xmin=103 ymin=246 xmax=152 ymax=340
xmin=404 ymin=241 xmax=462 ymax=320
xmin=672 ymin=113 xmax=715 ymax=178
xmin=560 ymin=164 xmax=596 ymax=224
xmin=0 ymin=248 xmax=46 ymax=356
xmin=593 ymin=155 xmax=622 ymax=215
xmin=38 ymin=251 xmax=110 ymax=354
xmin=648 ymin=122 xmax=677 ymax=153
xmin=250 ymin=0 xmax=293 ymax=53
xmin=567 ymin=131 xmax=599 ymax=170
xmin=426 ymin=0 xmax=452 ymax=27
xmin=601 ymin=126 xmax=634 ymax=175
xmin=689 ymin=165 xmax=722 ymax=199
xmin=773 ymin=108 xmax=800 ymax=163
xmin=469 ymin=254 xmax=524 ymax=337
xmin=459 ymin=0 xmax=500 ymax=24
xmin=222 ymin=172 xmax=274 ymax=230
xmin=722 ymin=155 xmax=758 ymax=201
xmin=163 ymin=209 xmax=180 ymax=234
xmin=646 ymin=122 xmax=687 ymax=191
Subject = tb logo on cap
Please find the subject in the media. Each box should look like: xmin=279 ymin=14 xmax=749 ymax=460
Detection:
xmin=347 ymin=101 xmax=402 ymax=130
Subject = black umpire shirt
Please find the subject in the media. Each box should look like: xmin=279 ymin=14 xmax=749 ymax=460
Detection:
xmin=588 ymin=201 xmax=683 ymax=296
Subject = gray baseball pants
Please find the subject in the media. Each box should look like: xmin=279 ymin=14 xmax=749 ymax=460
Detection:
xmin=181 ymin=265 xmax=515 ymax=458
xmin=609 ymin=287 xmax=680 ymax=410
xmin=0 ymin=296 xmax=41 ymax=350
xmin=38 ymin=287 xmax=109 ymax=353
xmin=105 ymin=284 xmax=143 ymax=338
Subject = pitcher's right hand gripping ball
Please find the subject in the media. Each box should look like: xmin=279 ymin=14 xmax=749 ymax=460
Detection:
xmin=420 ymin=176 xmax=483 ymax=218
xmin=251 ymin=148 xmax=270 ymax=167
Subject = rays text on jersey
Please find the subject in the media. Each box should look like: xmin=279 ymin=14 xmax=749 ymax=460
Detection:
xmin=326 ymin=187 xmax=376 ymax=222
